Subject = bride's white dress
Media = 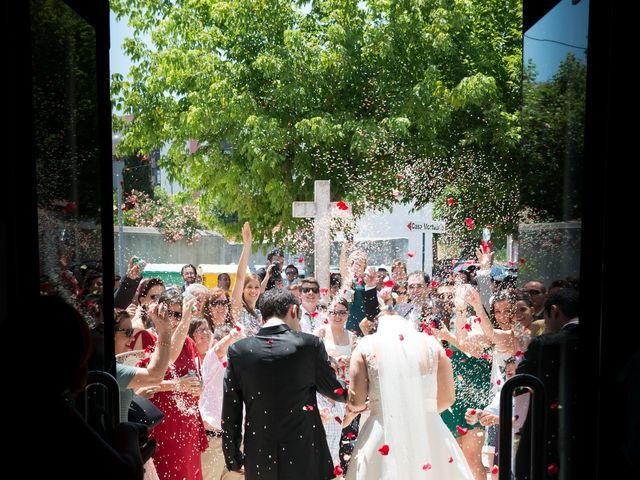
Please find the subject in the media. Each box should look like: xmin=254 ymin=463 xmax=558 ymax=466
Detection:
xmin=346 ymin=315 xmax=475 ymax=480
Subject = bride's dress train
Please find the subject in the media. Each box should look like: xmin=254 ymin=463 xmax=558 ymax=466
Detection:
xmin=346 ymin=315 xmax=475 ymax=480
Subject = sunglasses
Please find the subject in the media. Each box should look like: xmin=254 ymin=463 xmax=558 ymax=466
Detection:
xmin=168 ymin=310 xmax=182 ymax=319
xmin=329 ymin=310 xmax=349 ymax=316
xmin=301 ymin=287 xmax=320 ymax=294
xmin=115 ymin=327 xmax=134 ymax=337
xmin=210 ymin=300 xmax=229 ymax=307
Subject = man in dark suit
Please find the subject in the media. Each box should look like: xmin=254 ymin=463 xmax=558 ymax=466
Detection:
xmin=222 ymin=288 xmax=347 ymax=479
xmin=515 ymin=288 xmax=579 ymax=480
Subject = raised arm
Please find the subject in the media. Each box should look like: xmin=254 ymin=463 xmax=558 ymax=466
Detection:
xmin=127 ymin=308 xmax=172 ymax=389
xmin=465 ymin=286 xmax=517 ymax=354
xmin=230 ymin=222 xmax=252 ymax=315
xmin=339 ymin=240 xmax=351 ymax=290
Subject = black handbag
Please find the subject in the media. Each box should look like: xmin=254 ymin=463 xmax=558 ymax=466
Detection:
xmin=128 ymin=394 xmax=164 ymax=429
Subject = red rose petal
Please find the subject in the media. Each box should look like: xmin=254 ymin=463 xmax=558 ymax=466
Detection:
xmin=482 ymin=353 xmax=491 ymax=361
xmin=519 ymin=258 xmax=526 ymax=264
xmin=465 ymin=217 xmax=475 ymax=230
xmin=267 ymin=339 xmax=273 ymax=346
xmin=547 ymin=463 xmax=559 ymax=475
xmin=335 ymin=416 xmax=342 ymax=424
xmin=399 ymin=334 xmax=404 ymax=341
xmin=320 ymin=288 xmax=328 ymax=296
xmin=496 ymin=379 xmax=502 ymax=386
xmin=491 ymin=466 xmax=499 ymax=475
xmin=515 ymin=350 xmax=524 ymax=357
xmin=473 ymin=316 xmax=482 ymax=323
xmin=469 ymin=409 xmax=477 ymax=415
xmin=336 ymin=201 xmax=349 ymax=210
xmin=324 ymin=319 xmax=329 ymax=324
xmin=303 ymin=404 xmax=314 ymax=411
xmin=407 ymin=251 xmax=416 ymax=258
xmin=222 ymin=361 xmax=228 ymax=368
xmin=455 ymin=425 xmax=468 ymax=436
xmin=430 ymin=281 xmax=439 ymax=288
xmin=422 ymin=463 xmax=432 ymax=471
xmin=383 ymin=280 xmax=395 ymax=287
xmin=235 ymin=326 xmax=242 ymax=332
xmin=448 ymin=456 xmax=454 ymax=463
xmin=311 ymin=311 xmax=319 ymax=318
xmin=334 ymin=388 xmax=344 ymax=395
xmin=346 ymin=432 xmax=356 ymax=440
xmin=378 ymin=444 xmax=390 ymax=455
xmin=298 ymin=257 xmax=304 ymax=263
xmin=447 ymin=197 xmax=455 ymax=207
xmin=463 ymin=323 xmax=472 ymax=331
xmin=445 ymin=348 xmax=453 ymax=358
xmin=333 ymin=465 xmax=344 ymax=476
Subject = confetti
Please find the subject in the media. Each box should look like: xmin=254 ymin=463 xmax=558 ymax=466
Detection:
xmin=455 ymin=426 xmax=468 ymax=436
xmin=378 ymin=444 xmax=390 ymax=455
xmin=399 ymin=334 xmax=404 ymax=341
xmin=465 ymin=217 xmax=475 ymax=230
xmin=336 ymin=201 xmax=349 ymax=210
xmin=448 ymin=456 xmax=454 ymax=463
xmin=334 ymin=388 xmax=345 ymax=395
xmin=447 ymin=197 xmax=455 ymax=207
xmin=407 ymin=251 xmax=416 ymax=258
xmin=333 ymin=465 xmax=344 ymax=476
xmin=422 ymin=463 xmax=432 ymax=471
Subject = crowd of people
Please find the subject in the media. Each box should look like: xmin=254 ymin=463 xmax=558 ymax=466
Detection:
xmin=43 ymin=221 xmax=579 ymax=480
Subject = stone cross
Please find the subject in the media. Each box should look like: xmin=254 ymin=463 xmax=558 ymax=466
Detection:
xmin=292 ymin=180 xmax=351 ymax=292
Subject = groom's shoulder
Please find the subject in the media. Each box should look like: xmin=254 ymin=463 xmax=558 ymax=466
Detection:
xmin=291 ymin=330 xmax=321 ymax=346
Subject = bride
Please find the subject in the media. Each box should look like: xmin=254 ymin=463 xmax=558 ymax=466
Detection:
xmin=344 ymin=311 xmax=475 ymax=480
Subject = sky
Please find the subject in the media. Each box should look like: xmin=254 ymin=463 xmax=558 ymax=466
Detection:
xmin=524 ymin=0 xmax=589 ymax=82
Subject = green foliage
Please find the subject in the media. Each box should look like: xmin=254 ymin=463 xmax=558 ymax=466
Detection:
xmin=111 ymin=0 xmax=522 ymax=246
xmin=520 ymin=53 xmax=586 ymax=221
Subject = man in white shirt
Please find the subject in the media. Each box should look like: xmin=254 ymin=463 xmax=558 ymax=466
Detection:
xmin=298 ymin=277 xmax=325 ymax=333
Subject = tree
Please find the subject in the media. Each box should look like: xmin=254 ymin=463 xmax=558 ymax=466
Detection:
xmin=111 ymin=0 xmax=522 ymax=247
xmin=520 ymin=53 xmax=586 ymax=222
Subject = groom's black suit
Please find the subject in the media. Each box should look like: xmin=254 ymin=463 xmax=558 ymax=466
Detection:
xmin=222 ymin=323 xmax=346 ymax=479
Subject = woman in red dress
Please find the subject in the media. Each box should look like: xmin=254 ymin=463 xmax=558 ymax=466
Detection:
xmin=146 ymin=288 xmax=209 ymax=480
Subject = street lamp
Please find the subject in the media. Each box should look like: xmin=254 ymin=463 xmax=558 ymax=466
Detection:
xmin=112 ymin=133 xmax=126 ymax=277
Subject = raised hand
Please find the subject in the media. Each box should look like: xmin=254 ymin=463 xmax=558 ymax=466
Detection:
xmin=127 ymin=256 xmax=146 ymax=279
xmin=242 ymin=221 xmax=252 ymax=245
xmin=475 ymin=247 xmax=493 ymax=270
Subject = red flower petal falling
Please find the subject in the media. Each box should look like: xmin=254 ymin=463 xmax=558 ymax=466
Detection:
xmin=334 ymin=388 xmax=344 ymax=395
xmin=378 ymin=444 xmax=390 ymax=455
xmin=447 ymin=197 xmax=455 ymax=207
xmin=422 ymin=463 xmax=432 ymax=471
xmin=455 ymin=426 xmax=468 ymax=436
xmin=336 ymin=201 xmax=349 ymax=210
xmin=407 ymin=251 xmax=416 ymax=258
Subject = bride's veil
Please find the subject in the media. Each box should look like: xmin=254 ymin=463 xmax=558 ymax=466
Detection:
xmin=374 ymin=313 xmax=441 ymax=477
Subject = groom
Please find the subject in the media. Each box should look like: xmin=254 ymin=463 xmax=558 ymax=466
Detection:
xmin=222 ymin=288 xmax=347 ymax=479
